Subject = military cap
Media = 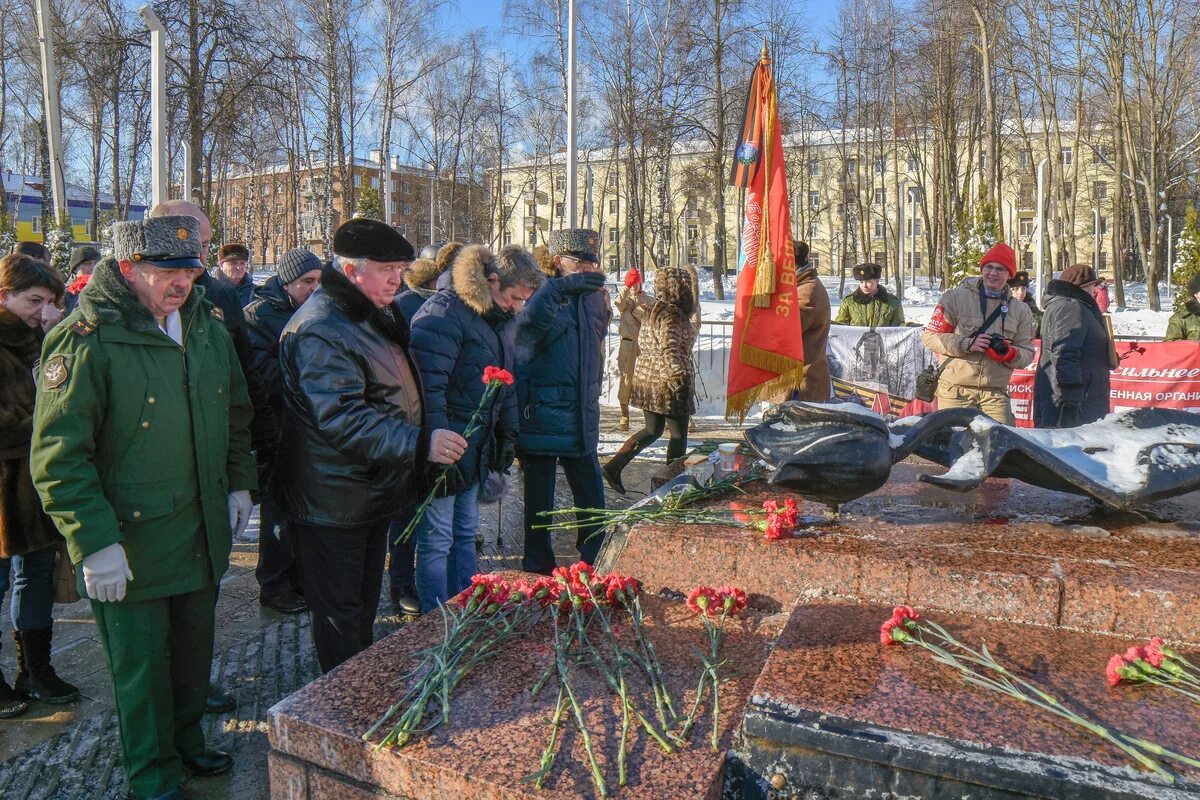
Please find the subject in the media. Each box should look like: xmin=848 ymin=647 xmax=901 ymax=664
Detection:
xmin=852 ymin=262 xmax=882 ymax=281
xmin=217 ymin=243 xmax=250 ymax=263
xmin=1007 ymin=270 xmax=1032 ymax=289
xmin=548 ymin=228 xmax=600 ymax=263
xmin=332 ymin=218 xmax=415 ymax=262
xmin=69 ymin=245 xmax=101 ymax=271
xmin=113 ymin=216 xmax=204 ymax=268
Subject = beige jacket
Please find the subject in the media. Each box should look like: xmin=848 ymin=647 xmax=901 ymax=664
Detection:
xmin=920 ymin=276 xmax=1035 ymax=391
xmin=615 ymin=286 xmax=652 ymax=341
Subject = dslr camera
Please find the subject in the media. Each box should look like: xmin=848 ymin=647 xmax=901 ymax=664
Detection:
xmin=987 ymin=333 xmax=1010 ymax=356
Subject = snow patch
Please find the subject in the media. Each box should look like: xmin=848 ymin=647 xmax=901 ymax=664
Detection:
xmin=940 ymin=443 xmax=985 ymax=481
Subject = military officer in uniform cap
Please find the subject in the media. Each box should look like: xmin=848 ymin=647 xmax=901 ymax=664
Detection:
xmin=515 ymin=228 xmax=611 ymax=572
xmin=31 ymin=215 xmax=256 ymax=800
xmin=834 ymin=262 xmax=905 ymax=328
xmin=277 ymin=218 xmax=466 ymax=672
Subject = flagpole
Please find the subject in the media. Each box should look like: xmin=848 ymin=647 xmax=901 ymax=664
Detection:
xmin=566 ymin=0 xmax=578 ymax=227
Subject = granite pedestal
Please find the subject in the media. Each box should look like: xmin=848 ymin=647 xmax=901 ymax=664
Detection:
xmin=267 ymin=592 xmax=783 ymax=799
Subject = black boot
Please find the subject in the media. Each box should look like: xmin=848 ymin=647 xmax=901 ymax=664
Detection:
xmin=14 ymin=628 xmax=79 ymax=704
xmin=602 ymin=441 xmax=640 ymax=495
xmin=0 ymin=672 xmax=29 ymax=717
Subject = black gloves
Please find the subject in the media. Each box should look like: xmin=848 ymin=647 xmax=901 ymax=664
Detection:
xmin=558 ymin=271 xmax=605 ymax=295
xmin=1057 ymin=401 xmax=1083 ymax=429
xmin=496 ymin=434 xmax=517 ymax=474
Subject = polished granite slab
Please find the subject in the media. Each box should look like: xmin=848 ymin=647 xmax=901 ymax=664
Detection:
xmin=267 ymin=588 xmax=784 ymax=799
xmin=598 ymin=462 xmax=1200 ymax=641
xmin=736 ymin=601 xmax=1200 ymax=799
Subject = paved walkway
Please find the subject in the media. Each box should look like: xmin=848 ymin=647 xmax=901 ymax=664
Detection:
xmin=0 ymin=409 xmax=745 ymax=799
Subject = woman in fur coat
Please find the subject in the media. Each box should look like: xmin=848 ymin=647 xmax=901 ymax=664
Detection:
xmin=0 ymin=254 xmax=78 ymax=716
xmin=602 ymin=266 xmax=699 ymax=494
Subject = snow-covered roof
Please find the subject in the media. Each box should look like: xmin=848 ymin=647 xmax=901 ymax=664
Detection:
xmin=2 ymin=171 xmax=121 ymax=205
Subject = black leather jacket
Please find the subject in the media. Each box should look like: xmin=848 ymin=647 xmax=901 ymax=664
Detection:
xmin=277 ymin=264 xmax=427 ymax=528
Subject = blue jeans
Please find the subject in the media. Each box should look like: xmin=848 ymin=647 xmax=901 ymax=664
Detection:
xmin=0 ymin=543 xmax=58 ymax=633
xmin=414 ymin=486 xmax=479 ymax=611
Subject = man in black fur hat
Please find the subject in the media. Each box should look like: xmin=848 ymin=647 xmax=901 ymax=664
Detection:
xmin=833 ymin=262 xmax=905 ymax=328
xmin=276 ymin=218 xmax=466 ymax=672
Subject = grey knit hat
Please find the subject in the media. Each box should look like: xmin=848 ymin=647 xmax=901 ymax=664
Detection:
xmin=277 ymin=248 xmax=322 ymax=285
xmin=113 ymin=216 xmax=204 ymax=268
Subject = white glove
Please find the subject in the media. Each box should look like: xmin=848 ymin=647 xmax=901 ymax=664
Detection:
xmin=81 ymin=542 xmax=133 ymax=603
xmin=228 ymin=490 xmax=253 ymax=539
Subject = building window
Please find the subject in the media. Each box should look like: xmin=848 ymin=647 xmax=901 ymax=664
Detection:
xmin=526 ymin=203 xmax=537 ymax=216
xmin=908 ymin=252 xmax=922 ymax=271
xmin=873 ymin=156 xmax=885 ymax=175
xmin=555 ymin=202 xmax=565 ymax=218
xmin=845 ymin=158 xmax=857 ymax=176
xmin=1024 ymin=251 xmax=1035 ymax=271
xmin=810 ymin=254 xmax=820 ymax=271
xmin=1018 ymin=149 xmax=1033 ymax=169
xmin=556 ymin=176 xmax=566 ymax=192
xmin=906 ymin=156 xmax=918 ymax=172
xmin=403 ymin=202 xmax=413 ymax=215
xmin=1018 ymin=184 xmax=1036 ymax=209
xmin=369 ymin=176 xmax=377 ymax=189
xmin=402 ymin=181 xmax=411 ymax=194
xmin=1063 ymin=183 xmax=1073 ymax=200
xmin=907 ymin=217 xmax=922 ymax=237
xmin=687 ymin=224 xmax=699 ymax=241
xmin=873 ymin=250 xmax=886 ymax=265
xmin=608 ymin=173 xmax=618 ymax=189
xmin=873 ymin=219 xmax=886 ymax=239
xmin=1098 ymin=215 xmax=1108 ymax=235
xmin=419 ymin=222 xmax=429 ymax=236
xmin=979 ymin=152 xmax=987 ymax=172
xmin=609 ymin=227 xmax=619 ymax=243
xmin=609 ymin=255 xmax=618 ymax=269
xmin=688 ymin=252 xmax=698 ymax=265
xmin=1019 ymin=218 xmax=1035 ymax=237
xmin=1093 ymin=181 xmax=1108 ymax=201
xmin=503 ymin=181 xmax=512 ymax=195
xmin=808 ymin=159 xmax=820 ymax=177
xmin=1095 ymin=144 xmax=1111 ymax=161
xmin=1098 ymin=251 xmax=1107 ymax=270
xmin=503 ymin=231 xmax=512 ymax=245
xmin=1059 ymin=147 xmax=1073 ymax=166
xmin=874 ymin=188 xmax=886 ymax=206
xmin=32 ymin=217 xmax=40 ymax=233
xmin=354 ymin=174 xmax=362 ymax=187
xmin=809 ymin=191 xmax=820 ymax=210
xmin=808 ymin=220 xmax=819 ymax=239
xmin=608 ymin=199 xmax=618 ymax=214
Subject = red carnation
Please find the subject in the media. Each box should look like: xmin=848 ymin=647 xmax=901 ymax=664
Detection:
xmin=765 ymin=515 xmax=789 ymax=540
xmin=687 ymin=586 xmax=720 ymax=616
xmin=762 ymin=499 xmax=779 ymax=514
xmin=779 ymin=498 xmax=799 ymax=528
xmin=482 ymin=365 xmax=515 ymax=386
xmin=67 ymin=273 xmax=91 ymax=294
xmin=1107 ymin=654 xmax=1130 ymax=687
xmin=1145 ymin=637 xmax=1166 ymax=668
xmin=891 ymin=606 xmax=920 ymax=627
xmin=605 ymin=574 xmax=640 ymax=605
xmin=880 ymin=618 xmax=905 ymax=646
xmin=715 ymin=585 xmax=747 ymax=616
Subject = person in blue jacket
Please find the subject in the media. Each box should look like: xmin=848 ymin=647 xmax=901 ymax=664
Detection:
xmin=409 ymin=245 xmax=544 ymax=608
xmin=515 ymin=229 xmax=610 ymax=573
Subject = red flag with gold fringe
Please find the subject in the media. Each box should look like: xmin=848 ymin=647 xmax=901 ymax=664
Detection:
xmin=725 ymin=44 xmax=805 ymax=420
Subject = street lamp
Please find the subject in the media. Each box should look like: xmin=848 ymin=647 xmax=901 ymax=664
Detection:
xmin=909 ymin=188 xmax=918 ymax=287
xmin=36 ymin=0 xmax=66 ymax=221
xmin=1092 ymin=208 xmax=1100 ymax=272
xmin=897 ymin=176 xmax=909 ymax=290
xmin=1035 ymin=158 xmax=1049 ymax=306
xmin=139 ymin=5 xmax=167 ymax=209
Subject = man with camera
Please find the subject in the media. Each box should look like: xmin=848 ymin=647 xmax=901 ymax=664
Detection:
xmin=920 ymin=243 xmax=1034 ymax=425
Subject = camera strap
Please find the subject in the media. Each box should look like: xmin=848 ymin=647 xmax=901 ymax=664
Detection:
xmin=930 ymin=290 xmax=1010 ymax=379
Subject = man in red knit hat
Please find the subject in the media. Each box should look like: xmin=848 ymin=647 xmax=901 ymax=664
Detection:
xmin=920 ymin=242 xmax=1035 ymax=424
xmin=613 ymin=267 xmax=653 ymax=430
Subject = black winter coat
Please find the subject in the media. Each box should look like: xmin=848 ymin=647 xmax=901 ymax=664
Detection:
xmin=213 ymin=269 xmax=255 ymax=307
xmin=277 ymin=264 xmax=426 ymax=528
xmin=1033 ymin=280 xmax=1115 ymax=428
xmin=396 ymin=287 xmax=434 ymax=324
xmin=409 ymin=250 xmax=518 ymax=487
xmin=515 ymin=273 xmax=610 ymax=457
xmin=197 ymin=270 xmax=279 ymax=467
xmin=243 ymin=276 xmax=298 ymax=413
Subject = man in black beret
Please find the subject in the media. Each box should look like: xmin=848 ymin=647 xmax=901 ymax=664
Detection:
xmin=834 ymin=262 xmax=905 ymax=328
xmin=276 ymin=218 xmax=467 ymax=672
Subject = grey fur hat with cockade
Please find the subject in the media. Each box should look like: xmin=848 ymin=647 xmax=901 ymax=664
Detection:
xmin=547 ymin=228 xmax=600 ymax=263
xmin=112 ymin=216 xmax=205 ymax=269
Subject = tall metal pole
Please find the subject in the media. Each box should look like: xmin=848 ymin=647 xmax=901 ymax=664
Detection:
xmin=183 ymin=143 xmax=193 ymax=202
xmin=382 ymin=150 xmax=392 ymax=224
xmin=1092 ymin=208 xmax=1100 ymax=272
xmin=910 ymin=190 xmax=917 ymax=287
xmin=1035 ymin=158 xmax=1049 ymax=306
xmin=34 ymin=0 xmax=66 ymax=222
xmin=897 ymin=176 xmax=908 ymax=289
xmin=139 ymin=6 xmax=167 ymax=209
xmin=1167 ymin=215 xmax=1174 ymax=288
xmin=565 ymin=0 xmax=578 ymax=227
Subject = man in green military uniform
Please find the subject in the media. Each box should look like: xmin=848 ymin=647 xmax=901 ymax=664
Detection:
xmin=833 ymin=262 xmax=905 ymax=328
xmin=1165 ymin=274 xmax=1200 ymax=342
xmin=31 ymin=216 xmax=256 ymax=800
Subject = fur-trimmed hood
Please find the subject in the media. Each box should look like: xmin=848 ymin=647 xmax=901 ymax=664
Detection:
xmin=452 ymin=245 xmax=497 ymax=316
xmin=403 ymin=258 xmax=441 ymax=292
xmin=77 ymin=256 xmax=207 ymax=333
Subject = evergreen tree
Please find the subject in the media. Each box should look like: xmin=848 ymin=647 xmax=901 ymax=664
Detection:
xmin=355 ymin=187 xmax=384 ymax=220
xmin=947 ymin=188 xmax=1001 ymax=287
xmin=44 ymin=212 xmax=75 ymax=279
xmin=1172 ymin=204 xmax=1200 ymax=312
xmin=0 ymin=214 xmax=15 ymax=257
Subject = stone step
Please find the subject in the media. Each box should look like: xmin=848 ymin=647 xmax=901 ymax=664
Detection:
xmin=267 ymin=588 xmax=783 ymax=799
xmin=734 ymin=601 xmax=1200 ymax=799
xmin=598 ymin=463 xmax=1200 ymax=643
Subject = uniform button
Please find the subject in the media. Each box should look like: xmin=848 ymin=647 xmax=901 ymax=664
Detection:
xmin=217 ymin=387 xmax=224 ymax=395
xmin=133 ymin=511 xmax=142 ymax=519
xmin=141 ymin=421 xmax=150 ymax=429
xmin=147 ymin=396 xmax=156 ymax=404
